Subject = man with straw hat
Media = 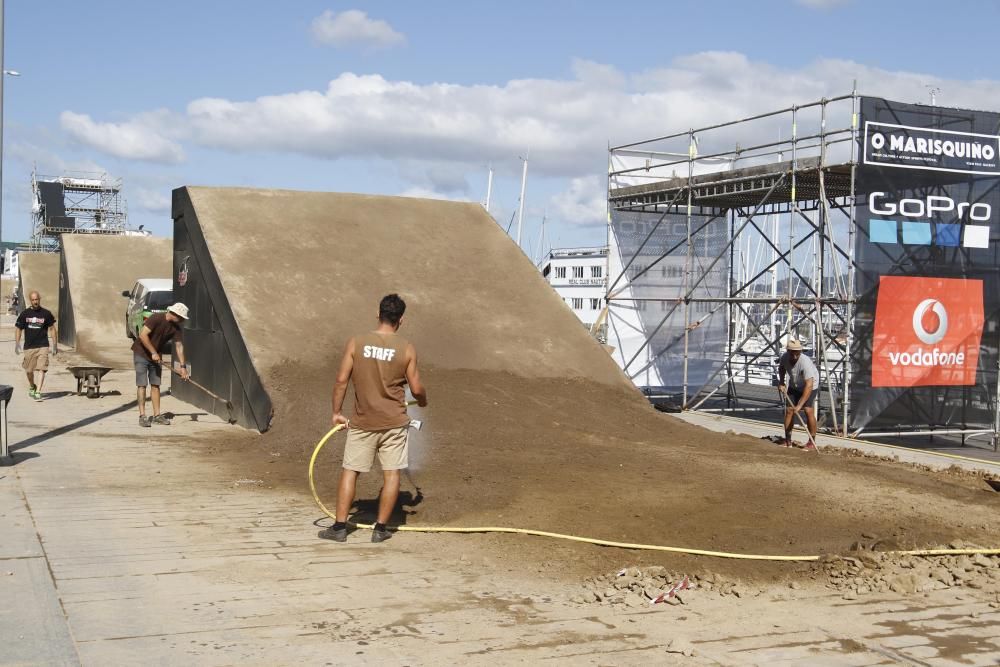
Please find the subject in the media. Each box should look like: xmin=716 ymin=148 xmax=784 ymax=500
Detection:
xmin=777 ymin=338 xmax=818 ymax=450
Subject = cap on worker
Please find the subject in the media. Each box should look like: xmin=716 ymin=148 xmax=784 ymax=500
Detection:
xmin=167 ymin=302 xmax=189 ymax=320
xmin=786 ymin=338 xmax=803 ymax=351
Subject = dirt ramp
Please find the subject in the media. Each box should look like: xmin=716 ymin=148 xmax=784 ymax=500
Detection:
xmin=58 ymin=235 xmax=173 ymax=368
xmin=16 ymin=252 xmax=61 ymax=319
xmin=171 ymin=187 xmax=636 ymax=430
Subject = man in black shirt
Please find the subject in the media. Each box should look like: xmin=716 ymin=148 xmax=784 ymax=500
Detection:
xmin=131 ymin=302 xmax=190 ymax=427
xmin=14 ymin=290 xmax=58 ymax=400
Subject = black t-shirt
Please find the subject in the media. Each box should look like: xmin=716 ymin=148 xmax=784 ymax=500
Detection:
xmin=130 ymin=312 xmax=183 ymax=362
xmin=15 ymin=306 xmax=56 ymax=349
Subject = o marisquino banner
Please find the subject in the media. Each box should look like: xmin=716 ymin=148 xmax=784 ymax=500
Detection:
xmin=851 ymin=97 xmax=1000 ymax=433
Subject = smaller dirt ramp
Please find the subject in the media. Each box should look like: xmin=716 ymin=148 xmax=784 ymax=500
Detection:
xmin=17 ymin=252 xmax=61 ymax=319
xmin=59 ymin=235 xmax=172 ymax=368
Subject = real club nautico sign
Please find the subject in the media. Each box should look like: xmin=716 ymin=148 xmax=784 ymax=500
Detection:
xmin=863 ymin=121 xmax=1000 ymax=175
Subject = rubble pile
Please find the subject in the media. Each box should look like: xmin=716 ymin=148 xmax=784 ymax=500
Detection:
xmin=822 ymin=545 xmax=1000 ymax=601
xmin=571 ymin=566 xmax=760 ymax=608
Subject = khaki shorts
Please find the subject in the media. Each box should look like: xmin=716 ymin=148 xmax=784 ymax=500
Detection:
xmin=23 ymin=347 xmax=50 ymax=374
xmin=343 ymin=425 xmax=409 ymax=473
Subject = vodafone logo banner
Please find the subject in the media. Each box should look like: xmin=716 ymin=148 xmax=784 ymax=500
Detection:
xmin=872 ymin=276 xmax=984 ymax=387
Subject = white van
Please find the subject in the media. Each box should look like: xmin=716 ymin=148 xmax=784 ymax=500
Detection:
xmin=122 ymin=278 xmax=173 ymax=340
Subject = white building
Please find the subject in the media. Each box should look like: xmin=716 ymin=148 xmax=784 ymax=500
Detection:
xmin=540 ymin=246 xmax=608 ymax=333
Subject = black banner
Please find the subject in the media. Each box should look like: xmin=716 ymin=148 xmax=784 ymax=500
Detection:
xmin=851 ymin=97 xmax=1000 ymax=433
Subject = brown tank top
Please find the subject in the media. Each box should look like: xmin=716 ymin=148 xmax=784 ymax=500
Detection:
xmin=350 ymin=331 xmax=411 ymax=431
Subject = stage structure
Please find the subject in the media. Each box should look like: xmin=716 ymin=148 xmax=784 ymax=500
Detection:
xmin=606 ymin=91 xmax=1000 ymax=447
xmin=29 ymin=168 xmax=130 ymax=251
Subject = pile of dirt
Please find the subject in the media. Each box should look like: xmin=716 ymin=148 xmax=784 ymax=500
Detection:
xmin=203 ymin=362 xmax=999 ymax=582
xmin=176 ymin=187 xmax=999 ymax=583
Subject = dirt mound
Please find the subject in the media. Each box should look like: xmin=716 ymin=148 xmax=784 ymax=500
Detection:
xmin=175 ymin=186 xmax=999 ymax=582
xmin=207 ymin=363 xmax=999 ymax=581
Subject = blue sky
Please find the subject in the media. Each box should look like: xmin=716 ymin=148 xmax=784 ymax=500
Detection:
xmin=3 ymin=0 xmax=1000 ymax=259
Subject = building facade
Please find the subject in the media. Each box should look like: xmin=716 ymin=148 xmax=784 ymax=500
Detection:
xmin=540 ymin=246 xmax=608 ymax=334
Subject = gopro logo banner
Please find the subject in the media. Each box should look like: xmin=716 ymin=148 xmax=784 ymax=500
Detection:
xmin=872 ymin=276 xmax=984 ymax=387
xmin=866 ymin=192 xmax=993 ymax=248
xmin=864 ymin=122 xmax=1000 ymax=175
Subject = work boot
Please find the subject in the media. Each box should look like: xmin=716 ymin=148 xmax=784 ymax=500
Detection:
xmin=318 ymin=526 xmax=348 ymax=542
xmin=371 ymin=525 xmax=392 ymax=543
xmin=152 ymin=415 xmax=171 ymax=426
xmin=139 ymin=415 xmax=152 ymax=428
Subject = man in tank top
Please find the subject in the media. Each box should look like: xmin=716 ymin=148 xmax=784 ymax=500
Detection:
xmin=319 ymin=294 xmax=427 ymax=544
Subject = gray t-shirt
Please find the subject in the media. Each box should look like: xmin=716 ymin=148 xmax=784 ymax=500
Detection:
xmin=780 ymin=352 xmax=819 ymax=391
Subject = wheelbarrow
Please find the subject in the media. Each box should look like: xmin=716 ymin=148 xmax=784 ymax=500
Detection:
xmin=67 ymin=366 xmax=113 ymax=398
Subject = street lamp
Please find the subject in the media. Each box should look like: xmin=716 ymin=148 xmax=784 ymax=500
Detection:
xmin=0 ymin=0 xmax=13 ymax=253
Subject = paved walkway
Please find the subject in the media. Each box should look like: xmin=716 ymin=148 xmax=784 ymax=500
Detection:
xmin=2 ymin=335 xmax=999 ymax=665
xmin=676 ymin=411 xmax=1000 ymax=476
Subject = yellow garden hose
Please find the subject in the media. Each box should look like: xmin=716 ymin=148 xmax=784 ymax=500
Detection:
xmin=308 ymin=425 xmax=1000 ymax=562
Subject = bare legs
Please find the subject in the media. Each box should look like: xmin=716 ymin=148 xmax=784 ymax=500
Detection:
xmin=335 ymin=468 xmax=401 ymax=524
xmin=136 ymin=384 xmax=162 ymax=417
xmin=784 ymin=406 xmax=817 ymax=443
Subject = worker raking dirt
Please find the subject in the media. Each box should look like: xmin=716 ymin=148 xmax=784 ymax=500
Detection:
xmin=318 ymin=294 xmax=428 ymax=544
xmin=777 ymin=338 xmax=818 ymax=450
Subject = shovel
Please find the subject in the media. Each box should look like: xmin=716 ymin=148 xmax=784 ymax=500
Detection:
xmin=176 ymin=370 xmax=237 ymax=424
xmin=779 ymin=388 xmax=819 ymax=452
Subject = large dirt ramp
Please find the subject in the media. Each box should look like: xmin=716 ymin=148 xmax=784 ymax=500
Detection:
xmin=16 ymin=252 xmax=61 ymax=320
xmin=171 ymin=186 xmax=636 ymax=430
xmin=59 ymin=235 xmax=173 ymax=367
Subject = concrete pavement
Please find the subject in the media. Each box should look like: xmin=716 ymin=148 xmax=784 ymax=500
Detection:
xmin=676 ymin=411 xmax=1000 ymax=476
xmin=2 ymin=329 xmax=1000 ymax=665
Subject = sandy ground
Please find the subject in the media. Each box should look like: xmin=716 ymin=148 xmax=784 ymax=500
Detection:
xmin=175 ymin=188 xmax=998 ymax=583
xmin=199 ymin=363 xmax=999 ymax=585
xmin=3 ymin=333 xmax=1000 ymax=664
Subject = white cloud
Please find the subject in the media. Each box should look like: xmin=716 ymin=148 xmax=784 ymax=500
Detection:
xmin=550 ymin=176 xmax=607 ymax=226
xmin=62 ymin=53 xmax=1000 ymax=190
xmin=397 ymin=187 xmax=471 ymax=202
xmin=135 ymin=187 xmax=172 ymax=213
xmin=310 ymin=9 xmax=405 ymax=50
xmin=60 ymin=110 xmax=185 ymax=164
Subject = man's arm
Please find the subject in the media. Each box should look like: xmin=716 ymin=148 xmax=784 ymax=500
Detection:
xmin=795 ymin=378 xmax=814 ymax=410
xmin=173 ymin=341 xmax=189 ymax=379
xmin=138 ymin=325 xmax=160 ymax=362
xmin=50 ymin=321 xmax=59 ymax=354
xmin=13 ymin=315 xmax=23 ymax=353
xmin=405 ymin=343 xmax=427 ymax=407
xmin=331 ymin=338 xmax=355 ymax=426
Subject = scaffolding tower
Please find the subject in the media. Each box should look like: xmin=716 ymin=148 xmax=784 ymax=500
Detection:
xmin=30 ymin=168 xmax=130 ymax=251
xmin=606 ymin=91 xmax=860 ymax=435
xmin=608 ymin=89 xmax=1000 ymax=450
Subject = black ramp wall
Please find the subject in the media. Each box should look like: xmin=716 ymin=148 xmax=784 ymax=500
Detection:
xmin=172 ymin=189 xmax=273 ymax=431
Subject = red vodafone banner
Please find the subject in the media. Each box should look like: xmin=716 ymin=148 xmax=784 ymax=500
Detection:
xmin=872 ymin=276 xmax=984 ymax=387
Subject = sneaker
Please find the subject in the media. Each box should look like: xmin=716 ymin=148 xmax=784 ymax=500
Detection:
xmin=31 ymin=390 xmax=43 ymax=401
xmin=371 ymin=526 xmax=392 ymax=543
xmin=27 ymin=386 xmax=36 ymax=399
xmin=318 ymin=526 xmax=348 ymax=542
xmin=139 ymin=415 xmax=152 ymax=428
xmin=151 ymin=415 xmax=171 ymax=426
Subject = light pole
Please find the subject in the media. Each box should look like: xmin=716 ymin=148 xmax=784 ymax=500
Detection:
xmin=0 ymin=0 xmax=16 ymax=254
